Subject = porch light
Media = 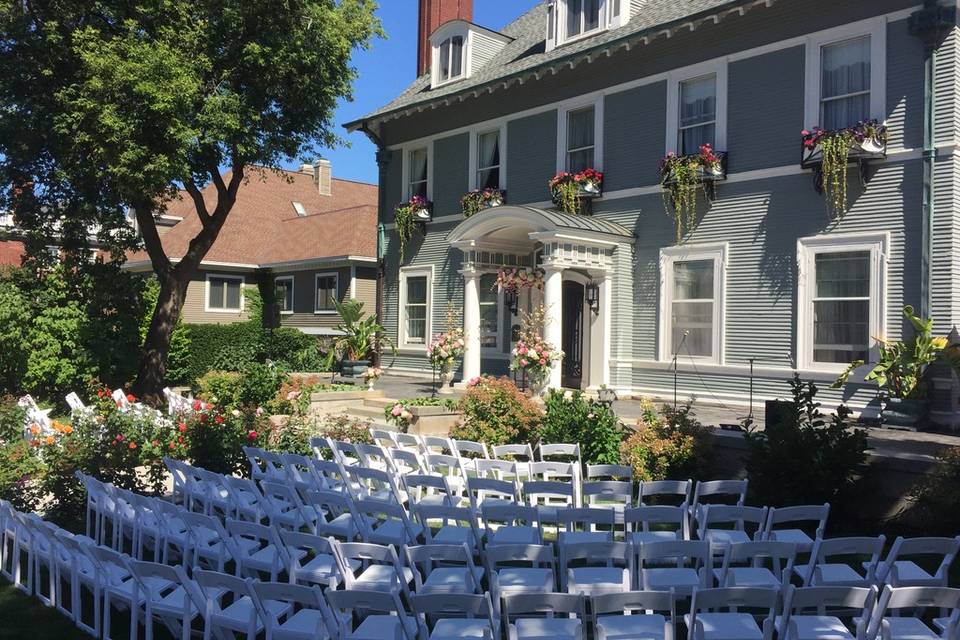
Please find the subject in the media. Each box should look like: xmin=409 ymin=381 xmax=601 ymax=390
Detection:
xmin=585 ymin=281 xmax=600 ymax=314
xmin=505 ymin=289 xmax=519 ymax=315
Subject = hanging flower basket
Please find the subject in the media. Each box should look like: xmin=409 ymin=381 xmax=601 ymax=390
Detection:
xmin=801 ymin=119 xmax=887 ymax=220
xmin=494 ymin=267 xmax=545 ymax=295
xmin=659 ymin=144 xmax=726 ymax=244
xmin=549 ymin=168 xmax=604 ymax=215
xmin=461 ymin=188 xmax=506 ymax=218
xmin=394 ymin=196 xmax=432 ymax=263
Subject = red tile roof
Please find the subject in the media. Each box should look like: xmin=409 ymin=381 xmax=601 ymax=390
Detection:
xmin=128 ymin=167 xmax=378 ymax=266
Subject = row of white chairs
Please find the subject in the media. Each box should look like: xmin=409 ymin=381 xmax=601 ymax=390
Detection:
xmin=7 ymin=492 xmax=960 ymax=640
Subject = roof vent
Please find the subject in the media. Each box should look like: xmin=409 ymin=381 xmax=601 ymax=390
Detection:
xmin=292 ymin=201 xmax=307 ymax=217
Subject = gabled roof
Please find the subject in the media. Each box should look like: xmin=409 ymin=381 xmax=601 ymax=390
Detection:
xmin=347 ymin=0 xmax=768 ymax=131
xmin=127 ymin=167 xmax=378 ymax=268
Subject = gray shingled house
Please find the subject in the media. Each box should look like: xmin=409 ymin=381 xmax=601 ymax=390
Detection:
xmin=348 ymin=0 xmax=960 ymax=425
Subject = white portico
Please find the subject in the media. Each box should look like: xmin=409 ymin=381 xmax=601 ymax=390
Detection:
xmin=448 ymin=206 xmax=633 ymax=390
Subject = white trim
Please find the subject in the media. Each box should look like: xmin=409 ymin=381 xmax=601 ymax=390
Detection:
xmin=399 ymin=265 xmax=435 ymax=350
xmin=468 ymin=124 xmax=509 ymax=191
xmin=665 ymin=60 xmax=728 ymax=155
xmin=402 ymin=145 xmax=433 ymax=202
xmin=275 ymin=275 xmax=295 ymax=315
xmin=556 ymin=94 xmax=605 ymax=173
xmin=796 ymin=231 xmax=889 ymax=373
xmin=803 ymin=17 xmax=887 ymax=130
xmin=314 ymin=271 xmax=340 ymax=314
xmin=204 ymin=273 xmax=246 ymax=313
xmin=260 ymin=255 xmax=377 ymax=270
xmin=349 ymin=265 xmax=357 ymax=300
xmin=432 ymin=29 xmax=469 ymax=88
xmin=658 ymin=242 xmax=728 ymax=365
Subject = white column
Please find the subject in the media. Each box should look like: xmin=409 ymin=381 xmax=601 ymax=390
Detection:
xmin=462 ymin=269 xmax=482 ymax=383
xmin=588 ymin=273 xmax=612 ymax=389
xmin=542 ymin=265 xmax=564 ymax=389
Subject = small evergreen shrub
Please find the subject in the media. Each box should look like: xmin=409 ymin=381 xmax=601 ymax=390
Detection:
xmin=540 ymin=389 xmax=623 ymax=465
xmin=449 ymin=376 xmax=542 ymax=446
xmin=621 ymin=402 xmax=713 ymax=482
xmin=743 ymin=374 xmax=867 ymax=507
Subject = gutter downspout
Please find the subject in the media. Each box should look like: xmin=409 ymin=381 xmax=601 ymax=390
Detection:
xmin=909 ymin=0 xmax=956 ymax=319
xmin=359 ymin=122 xmax=390 ymax=367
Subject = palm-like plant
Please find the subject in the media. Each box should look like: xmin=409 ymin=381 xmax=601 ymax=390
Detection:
xmin=333 ymin=299 xmax=395 ymax=362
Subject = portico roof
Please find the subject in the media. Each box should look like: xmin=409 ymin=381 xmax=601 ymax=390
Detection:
xmin=447 ymin=206 xmax=634 ymax=247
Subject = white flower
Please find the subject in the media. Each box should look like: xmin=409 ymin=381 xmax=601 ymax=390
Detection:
xmin=231 ymin=409 xmax=241 ymax=417
xmin=400 ymin=410 xmax=413 ymax=421
xmin=563 ymin=390 xmax=573 ymax=402
xmin=527 ymin=349 xmax=538 ymax=360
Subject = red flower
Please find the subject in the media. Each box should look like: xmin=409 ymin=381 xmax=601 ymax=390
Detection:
xmin=116 ymin=434 xmax=124 ymax=442
xmin=126 ymin=394 xmax=136 ymax=403
xmin=152 ymin=440 xmax=160 ymax=446
xmin=169 ymin=442 xmax=177 ymax=450
xmin=178 ymin=422 xmax=187 ymax=433
xmin=128 ymin=442 xmax=137 ymax=450
xmin=199 ymin=414 xmax=207 ymax=424
xmin=214 ymin=415 xmax=224 ymax=424
xmin=247 ymin=431 xmax=258 ymax=440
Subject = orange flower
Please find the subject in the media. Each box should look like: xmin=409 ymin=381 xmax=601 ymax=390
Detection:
xmin=128 ymin=442 xmax=137 ymax=450
xmin=29 ymin=424 xmax=40 ymax=435
xmin=45 ymin=435 xmax=55 ymax=445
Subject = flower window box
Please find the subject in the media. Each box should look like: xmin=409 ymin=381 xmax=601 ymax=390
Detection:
xmin=461 ymin=188 xmax=506 ymax=218
xmin=549 ymin=168 xmax=604 ymax=215
xmin=659 ymin=144 xmax=726 ymax=244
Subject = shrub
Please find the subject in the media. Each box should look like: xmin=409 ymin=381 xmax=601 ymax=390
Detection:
xmin=449 ymin=376 xmax=542 ymax=446
xmin=384 ymin=397 xmax=458 ymax=430
xmin=196 ymin=371 xmax=244 ymax=409
xmin=743 ymin=374 xmax=868 ymax=507
xmin=895 ymin=447 xmax=960 ymax=536
xmin=621 ymin=402 xmax=712 ymax=482
xmin=0 ymin=397 xmax=45 ymax=512
xmin=270 ymin=413 xmax=372 ymax=457
xmin=196 ymin=363 xmax=287 ymax=412
xmin=180 ymin=403 xmax=271 ymax=476
xmin=540 ymin=389 xmax=623 ymax=465
xmin=0 ymin=282 xmax=30 ymax=392
xmin=183 ymin=322 xmax=264 ymax=382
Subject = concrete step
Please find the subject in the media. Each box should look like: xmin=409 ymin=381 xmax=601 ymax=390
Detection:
xmin=363 ymin=397 xmax=397 ymax=410
xmin=345 ymin=405 xmax=387 ymax=420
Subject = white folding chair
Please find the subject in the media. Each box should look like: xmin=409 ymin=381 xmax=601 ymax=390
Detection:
xmin=251 ymin=581 xmax=338 ymax=640
xmin=482 ymin=504 xmax=543 ymax=546
xmin=406 ymin=474 xmax=460 ymax=508
xmin=503 ymin=592 xmax=586 ymax=640
xmin=388 ymin=447 xmax=427 ymax=475
xmin=467 ymin=476 xmax=520 ymax=512
xmin=355 ymin=498 xmax=424 ymax=547
xmin=87 ymin=544 xmax=175 ymax=640
xmin=261 ymin=481 xmax=320 ymax=533
xmin=538 ymin=442 xmax=583 ymax=469
xmin=778 ymin=585 xmax=878 ymax=640
xmin=685 ymin=587 xmax=777 ymax=640
xmin=874 ymin=537 xmax=960 ymax=588
xmin=523 ymin=479 xmax=577 ymax=525
xmin=626 ymin=505 xmax=689 ymax=545
xmin=690 ymin=479 xmax=748 ymax=513
xmin=305 ymin=489 xmax=366 ymax=541
xmin=714 ymin=540 xmax=797 ymax=589
xmin=347 ymin=465 xmax=407 ymax=504
xmin=126 ymin=559 xmax=207 ymax=640
xmin=195 ymin=569 xmax=282 ymax=640
xmin=797 ymin=536 xmax=886 ymax=587
xmin=281 ymin=531 xmax=350 ymax=589
xmin=370 ymin=428 xmax=399 ymax=449
xmin=54 ymin=530 xmax=102 ymax=636
xmin=415 ymin=504 xmax=484 ymax=551
xmin=638 ymin=540 xmax=716 ymax=597
xmin=332 ymin=540 xmax=415 ymax=598
xmin=638 ymin=479 xmax=693 ymax=507
xmin=561 ymin=540 xmax=632 ymax=597
xmin=592 ymin=590 xmax=676 ymax=640
xmin=582 ymin=480 xmax=633 ymax=524
xmin=763 ymin=504 xmax=830 ymax=552
xmin=696 ymin=505 xmax=768 ymax=553
xmin=558 ymin=507 xmax=616 ymax=545
xmin=866 ymin=585 xmax=960 ymax=640
xmin=487 ymin=543 xmax=557 ymax=599
xmin=405 ymin=543 xmax=484 ymax=595
xmin=65 ymin=391 xmax=88 ymax=413
xmin=226 ymin=519 xmax=295 ymax=582
xmin=411 ymin=592 xmax=498 ymax=640
xmin=475 ymin=458 xmax=524 ymax=482
xmin=325 ymin=587 xmax=421 ymax=640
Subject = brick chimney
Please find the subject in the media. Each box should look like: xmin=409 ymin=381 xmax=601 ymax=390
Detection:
xmin=314 ymin=158 xmax=332 ymax=196
xmin=418 ymin=0 xmax=473 ymax=77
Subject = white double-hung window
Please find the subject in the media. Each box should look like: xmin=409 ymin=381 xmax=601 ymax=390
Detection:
xmin=678 ymin=75 xmax=717 ymax=154
xmin=660 ymin=244 xmax=727 ymax=364
xmin=797 ymin=233 xmax=887 ymax=371
xmin=275 ymin=276 xmax=294 ymax=314
xmin=314 ymin=273 xmax=339 ymax=313
xmin=437 ymin=35 xmax=465 ymax=83
xmin=400 ymin=267 xmax=433 ymax=348
xmin=407 ymin=147 xmax=429 ymax=200
xmin=476 ymin=130 xmax=502 ymax=190
xmin=566 ymin=0 xmax=603 ymax=39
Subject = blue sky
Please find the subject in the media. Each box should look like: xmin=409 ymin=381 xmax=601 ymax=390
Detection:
xmin=295 ymin=0 xmax=540 ymax=184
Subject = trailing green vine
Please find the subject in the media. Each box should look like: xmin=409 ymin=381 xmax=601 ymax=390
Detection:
xmin=393 ymin=195 xmax=429 ymax=263
xmin=552 ymin=180 xmax=582 ymax=214
xmin=659 ymin=145 xmax=721 ymax=244
xmin=548 ymin=169 xmax=603 ymax=215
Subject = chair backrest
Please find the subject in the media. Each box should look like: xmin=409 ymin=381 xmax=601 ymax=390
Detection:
xmin=691 ymin=479 xmax=747 ymax=510
xmin=422 ymin=435 xmax=455 ymax=456
xmin=281 ymin=453 xmax=320 ymax=492
xmin=523 ymin=480 xmax=576 ymax=508
xmin=325 ymin=587 xmax=417 ymax=640
xmin=370 ymin=428 xmax=398 ymax=449
xmin=528 ymin=460 xmax=578 ymax=482
xmin=487 ymin=543 xmax=556 ymax=573
xmin=410 ymin=592 xmax=496 ymax=637
xmin=453 ymin=439 xmax=490 ymax=460
xmin=877 ymin=536 xmax=960 ymax=584
xmin=475 ymin=458 xmax=522 ymax=481
xmin=492 ymin=443 xmax=535 ymax=462
xmin=405 ymin=543 xmax=481 ymax=592
xmin=425 ymin=453 xmax=467 ymax=480
xmin=867 ymin=585 xmax=960 ymax=640
xmin=467 ymin=476 xmax=519 ymax=509
xmin=638 ymin=540 xmax=713 ymax=570
xmin=538 ymin=442 xmax=582 ymax=466
xmin=763 ymin=503 xmax=830 ymax=539
xmin=481 ymin=504 xmax=541 ymax=535
xmin=591 ymin=589 xmax=675 ymax=617
xmin=414 ymin=504 xmax=482 ymax=547
xmin=279 ymin=530 xmax=336 ymax=571
xmin=388 ymin=447 xmax=426 ymax=475
xmin=65 ymin=392 xmax=86 ymax=412
xmin=305 ymin=488 xmax=360 ymax=538
xmin=502 ymin=592 xmax=585 ymax=636
xmin=638 ymin=479 xmax=693 ymax=506
xmin=582 ymin=480 xmax=633 ymax=510
xmin=394 ymin=432 xmax=422 ymax=450
xmin=309 ymin=436 xmax=337 ymax=461
xmin=586 ymin=464 xmax=633 ymax=482
xmin=405 ymin=474 xmax=455 ymax=506
xmin=780 ymin=585 xmax=877 ymax=639
xmin=690 ymin=586 xmax=777 ymax=617
xmin=194 ymin=569 xmax=255 ymax=614
xmin=719 ymin=541 xmax=797 ymax=586
xmin=355 ymin=498 xmax=420 ymax=545
xmin=561 ymin=540 xmax=631 ymax=572
xmin=261 ymin=480 xmax=317 ymax=530
xmin=329 ymin=438 xmax=363 ymax=466
xmin=625 ymin=505 xmax=688 ymax=537
xmin=558 ymin=507 xmax=616 ymax=535
xmin=252 ymin=581 xmax=337 ymax=638
xmin=309 ymin=459 xmax=354 ymax=495
xmin=128 ymin=559 xmax=204 ymax=610
xmin=356 ymin=443 xmax=394 ymax=471
xmin=806 ymin=536 xmax=886 ymax=585
xmin=347 ymin=465 xmax=403 ymax=503
xmin=697 ymin=505 xmax=768 ymax=539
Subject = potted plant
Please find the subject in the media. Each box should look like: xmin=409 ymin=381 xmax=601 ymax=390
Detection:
xmin=833 ymin=305 xmax=958 ymax=429
xmin=461 ymin=188 xmax=506 ymax=218
xmin=659 ymin=144 xmax=726 ymax=244
xmin=394 ymin=195 xmax=431 ymax=263
xmin=801 ymin=119 xmax=888 ymax=220
xmin=333 ymin=299 xmax=395 ymax=377
xmin=509 ymin=305 xmax=562 ymax=398
xmin=427 ymin=328 xmax=465 ymax=394
xmin=549 ymin=169 xmax=604 ymax=215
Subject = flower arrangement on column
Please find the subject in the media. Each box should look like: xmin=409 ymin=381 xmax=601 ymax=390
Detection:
xmin=549 ymin=168 xmax=604 ymax=215
xmin=427 ymin=328 xmax=466 ymax=394
xmin=495 ymin=267 xmax=545 ymax=314
xmin=461 ymin=187 xmax=506 ymax=218
xmin=659 ymin=143 xmax=723 ymax=244
xmin=801 ymin=119 xmax=887 ymax=220
xmin=394 ymin=195 xmax=431 ymax=263
xmin=510 ymin=305 xmax=562 ymax=398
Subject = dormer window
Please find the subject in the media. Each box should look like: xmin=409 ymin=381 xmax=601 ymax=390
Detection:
xmin=566 ymin=0 xmax=602 ymax=39
xmin=546 ymin=0 xmax=628 ymax=51
xmin=438 ymin=35 xmax=464 ymax=83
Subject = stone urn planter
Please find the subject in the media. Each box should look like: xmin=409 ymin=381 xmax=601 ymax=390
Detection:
xmin=438 ymin=364 xmax=456 ymax=395
xmin=341 ymin=359 xmax=371 ymax=377
xmin=881 ymin=396 xmax=927 ymax=431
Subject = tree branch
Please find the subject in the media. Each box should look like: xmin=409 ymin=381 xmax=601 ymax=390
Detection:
xmin=183 ymin=179 xmax=212 ymax=229
xmin=133 ymin=205 xmax=171 ymax=275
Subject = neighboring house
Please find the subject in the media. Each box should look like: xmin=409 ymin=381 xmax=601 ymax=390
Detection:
xmin=0 ymin=213 xmax=107 ymax=266
xmin=348 ymin=0 xmax=960 ymax=423
xmin=125 ymin=161 xmax=379 ymax=335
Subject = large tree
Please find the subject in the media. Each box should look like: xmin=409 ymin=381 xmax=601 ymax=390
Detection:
xmin=0 ymin=0 xmax=381 ymax=401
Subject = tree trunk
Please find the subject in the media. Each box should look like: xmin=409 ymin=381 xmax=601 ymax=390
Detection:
xmin=133 ymin=272 xmax=190 ymax=404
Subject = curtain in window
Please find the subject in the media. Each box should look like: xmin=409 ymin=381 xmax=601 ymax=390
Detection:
xmin=450 ymin=36 xmax=464 ymax=78
xmin=679 ymin=75 xmax=716 ymax=154
xmin=821 ymin=37 xmax=871 ymax=130
xmin=276 ymin=281 xmax=292 ymax=312
xmin=813 ymin=251 xmax=870 ymax=363
xmin=477 ymin=131 xmax=500 ymax=189
xmin=406 ymin=276 xmax=428 ymax=343
xmin=567 ymin=106 xmax=595 ymax=172
xmin=316 ymin=277 xmax=337 ymax=310
xmin=584 ymin=0 xmax=600 ymax=31
xmin=439 ymin=39 xmax=450 ymax=81
xmin=567 ymin=0 xmax=583 ymax=37
xmin=410 ymin=149 xmax=428 ymax=198
xmin=671 ymin=260 xmax=714 ymax=358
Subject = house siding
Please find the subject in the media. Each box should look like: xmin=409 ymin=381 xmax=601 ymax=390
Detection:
xmin=433 ymin=133 xmax=470 ymax=216
xmin=372 ymin=0 xmax=950 ymax=417
xmin=276 ymin=266 xmax=355 ymax=331
xmin=181 ymin=270 xmax=255 ymax=324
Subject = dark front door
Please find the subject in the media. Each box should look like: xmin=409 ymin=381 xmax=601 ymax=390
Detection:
xmin=561 ymin=281 xmax=584 ymax=389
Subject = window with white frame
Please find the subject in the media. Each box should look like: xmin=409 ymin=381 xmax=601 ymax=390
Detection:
xmin=479 ymin=273 xmax=502 ymax=349
xmin=437 ymin=35 xmax=465 ymax=84
xmin=476 ymin=129 xmax=502 ymax=190
xmin=678 ymin=74 xmax=717 ymax=155
xmin=798 ymin=234 xmax=886 ymax=370
xmin=400 ymin=269 xmax=432 ymax=347
xmin=566 ymin=0 xmax=603 ymax=39
xmin=804 ymin=20 xmax=885 ymax=131
xmin=275 ymin=277 xmax=294 ymax=314
xmin=408 ymin=147 xmax=429 ymax=200
xmin=547 ymin=0 xmax=626 ymax=50
xmin=820 ymin=36 xmax=871 ymax=130
xmin=314 ymin=273 xmax=338 ymax=313
xmin=660 ymin=245 xmax=726 ymax=363
xmin=207 ymin=275 xmax=244 ymax=312
xmin=566 ymin=105 xmax=596 ymax=172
